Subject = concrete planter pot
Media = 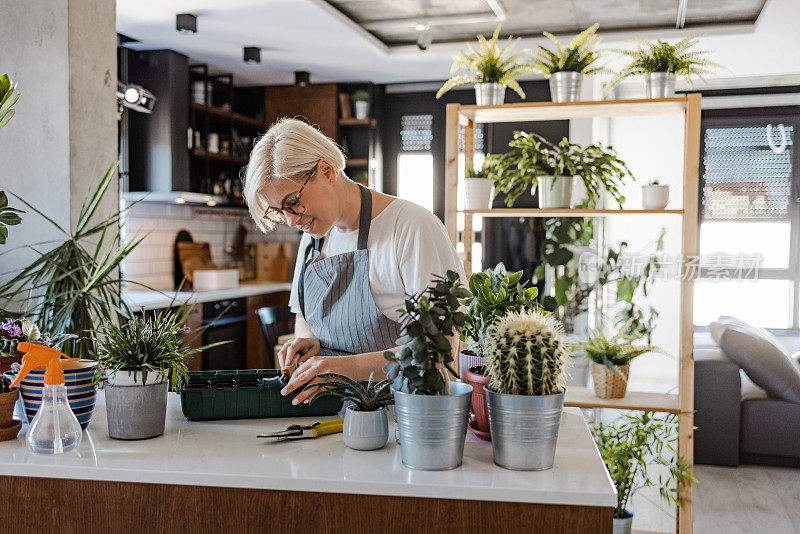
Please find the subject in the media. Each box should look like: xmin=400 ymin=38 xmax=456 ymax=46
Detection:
xmin=106 ymin=370 xmax=167 ymax=387
xmin=537 ymin=175 xmax=576 ymax=208
xmin=641 ymin=184 xmax=670 ymax=210
xmin=474 ymin=83 xmax=505 ymax=106
xmin=343 ymin=406 xmax=388 ymax=450
xmin=464 ymin=177 xmax=493 ymax=210
xmin=549 ymin=71 xmax=585 ymax=102
xmin=105 ymin=381 xmax=169 ymax=440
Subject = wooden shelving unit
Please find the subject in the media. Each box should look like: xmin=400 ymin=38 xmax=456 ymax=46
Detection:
xmin=339 ymin=117 xmax=376 ymax=127
xmin=192 ymin=148 xmax=249 ymax=166
xmin=190 ymin=101 xmax=263 ymax=128
xmin=445 ymin=95 xmax=701 ymax=534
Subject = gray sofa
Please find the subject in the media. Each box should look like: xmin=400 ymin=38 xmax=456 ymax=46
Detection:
xmin=694 ymin=346 xmax=800 ymax=467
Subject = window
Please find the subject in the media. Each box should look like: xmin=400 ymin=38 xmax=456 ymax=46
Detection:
xmin=397 ymin=114 xmax=434 ymax=212
xmin=696 ymin=115 xmax=800 ymax=330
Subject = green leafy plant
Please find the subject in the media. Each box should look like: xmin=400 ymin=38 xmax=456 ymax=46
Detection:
xmin=492 ymin=132 xmax=634 ymax=207
xmin=351 ymin=90 xmax=370 ymax=102
xmin=591 ymin=412 xmax=696 ymax=519
xmin=483 ymin=309 xmax=572 ymax=395
xmin=302 ymin=372 xmax=393 ymax=411
xmin=383 ymin=270 xmax=470 ymax=395
xmin=579 ymin=324 xmax=665 ymax=379
xmin=0 ymin=191 xmax=23 ymax=246
xmin=603 ymin=35 xmax=726 ymax=96
xmin=459 ymin=263 xmax=538 ymax=359
xmin=0 ymin=318 xmax=76 ymax=358
xmin=436 ymin=24 xmax=533 ymax=99
xmin=524 ymin=24 xmax=605 ymax=76
xmin=0 ymin=74 xmax=19 ymax=131
xmin=0 ymin=163 xmax=143 ymax=359
xmin=465 ymin=154 xmax=501 ymax=180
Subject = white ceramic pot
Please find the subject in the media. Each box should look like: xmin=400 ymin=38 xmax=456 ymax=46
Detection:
xmin=612 ymin=511 xmax=633 ymax=534
xmin=354 ymin=101 xmax=369 ymax=119
xmin=641 ymin=184 xmax=670 ymax=210
xmin=537 ymin=175 xmax=575 ymax=209
xmin=464 ymin=177 xmax=493 ymax=210
xmin=106 ymin=370 xmax=167 ymax=387
xmin=343 ymin=406 xmax=388 ymax=450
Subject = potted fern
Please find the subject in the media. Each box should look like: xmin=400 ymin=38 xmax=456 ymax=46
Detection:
xmin=436 ymin=24 xmax=531 ymax=106
xmin=303 ymin=372 xmax=393 ymax=450
xmin=383 ymin=270 xmax=473 ymax=470
xmin=579 ymin=326 xmax=664 ymax=399
xmin=603 ymin=35 xmax=726 ymax=99
xmin=525 ymin=24 xmax=604 ymax=102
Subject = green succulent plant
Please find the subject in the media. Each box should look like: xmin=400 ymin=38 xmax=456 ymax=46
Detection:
xmin=483 ymin=309 xmax=573 ymax=396
xmin=0 ymin=74 xmax=19 ymax=131
xmin=383 ymin=270 xmax=470 ymax=395
xmin=524 ymin=23 xmax=605 ymax=76
xmin=303 ymin=372 xmax=393 ymax=411
xmin=436 ymin=24 xmax=533 ymax=100
xmin=579 ymin=324 xmax=666 ymax=379
xmin=459 ymin=263 xmax=538 ymax=359
xmin=351 ymin=90 xmax=370 ymax=102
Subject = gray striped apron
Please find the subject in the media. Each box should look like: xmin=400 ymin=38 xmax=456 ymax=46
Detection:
xmin=298 ymin=184 xmax=405 ymax=356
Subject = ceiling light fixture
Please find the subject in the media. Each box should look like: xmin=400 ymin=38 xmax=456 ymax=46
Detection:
xmin=176 ymin=13 xmax=197 ymax=34
xmin=295 ymin=71 xmax=310 ymax=86
xmin=243 ymin=47 xmax=261 ymax=64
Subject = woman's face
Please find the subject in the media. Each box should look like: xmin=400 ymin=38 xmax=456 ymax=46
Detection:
xmin=262 ymin=159 xmax=338 ymax=238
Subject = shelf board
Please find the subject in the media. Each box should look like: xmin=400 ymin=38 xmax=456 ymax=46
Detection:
xmin=461 ymin=208 xmax=684 ymax=218
xmin=565 ymin=387 xmax=680 ymax=413
xmin=192 ymin=149 xmax=249 ymax=166
xmin=190 ymin=102 xmax=263 ymax=129
xmin=458 ymin=96 xmax=690 ymax=124
xmin=346 ymin=158 xmax=369 ymax=167
xmin=339 ymin=117 xmax=376 ymax=127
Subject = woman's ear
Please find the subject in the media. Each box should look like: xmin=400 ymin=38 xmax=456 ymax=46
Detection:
xmin=318 ymin=159 xmax=337 ymax=184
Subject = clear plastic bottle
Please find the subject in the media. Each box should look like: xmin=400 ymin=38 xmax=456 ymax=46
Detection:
xmin=27 ymin=384 xmax=82 ymax=454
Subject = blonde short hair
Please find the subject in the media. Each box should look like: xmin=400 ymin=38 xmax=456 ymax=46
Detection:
xmin=242 ymin=118 xmax=346 ymax=232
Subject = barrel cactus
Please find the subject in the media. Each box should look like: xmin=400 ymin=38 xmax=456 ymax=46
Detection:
xmin=483 ymin=309 xmax=573 ymax=396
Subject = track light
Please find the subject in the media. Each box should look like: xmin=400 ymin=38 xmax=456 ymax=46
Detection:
xmin=243 ymin=47 xmax=261 ymax=64
xmin=294 ymin=71 xmax=310 ymax=86
xmin=116 ymin=81 xmax=156 ymax=114
xmin=176 ymin=13 xmax=197 ymax=34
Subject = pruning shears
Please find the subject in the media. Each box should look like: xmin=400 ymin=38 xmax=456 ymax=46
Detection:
xmin=257 ymin=419 xmax=344 ymax=440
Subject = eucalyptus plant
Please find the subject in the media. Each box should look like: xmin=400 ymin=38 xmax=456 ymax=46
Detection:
xmin=383 ymin=270 xmax=470 ymax=395
xmin=459 ymin=263 xmax=538 ymax=358
xmin=492 ymin=131 xmax=634 ymax=207
xmin=603 ymin=35 xmax=726 ymax=96
xmin=591 ymin=412 xmax=696 ymax=519
xmin=436 ymin=24 xmax=533 ymax=100
xmin=579 ymin=324 xmax=665 ymax=379
xmin=302 ymin=372 xmax=393 ymax=411
xmin=0 ymin=163 xmax=143 ymax=359
xmin=525 ymin=23 xmax=605 ymax=76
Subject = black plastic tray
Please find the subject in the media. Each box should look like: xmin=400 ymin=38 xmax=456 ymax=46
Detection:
xmin=179 ymin=369 xmax=343 ymax=421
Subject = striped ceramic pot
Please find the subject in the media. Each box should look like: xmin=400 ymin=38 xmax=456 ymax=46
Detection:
xmin=5 ymin=360 xmax=98 ymax=430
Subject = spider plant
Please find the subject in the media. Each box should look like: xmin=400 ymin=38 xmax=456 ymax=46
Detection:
xmin=525 ymin=23 xmax=605 ymax=77
xmin=0 ymin=162 xmax=143 ymax=359
xmin=603 ymin=35 xmax=726 ymax=96
xmin=302 ymin=372 xmax=393 ymax=411
xmin=436 ymin=24 xmax=533 ymax=99
xmin=579 ymin=324 xmax=665 ymax=379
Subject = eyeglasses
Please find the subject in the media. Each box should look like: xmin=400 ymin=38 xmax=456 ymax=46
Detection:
xmin=263 ymin=163 xmax=318 ymax=225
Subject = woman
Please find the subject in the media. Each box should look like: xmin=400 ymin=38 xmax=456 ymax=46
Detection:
xmin=243 ymin=118 xmax=464 ymax=404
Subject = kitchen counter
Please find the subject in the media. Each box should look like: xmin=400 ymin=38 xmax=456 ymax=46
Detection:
xmin=0 ymin=395 xmax=616 ymax=532
xmin=122 ymin=281 xmax=292 ymax=311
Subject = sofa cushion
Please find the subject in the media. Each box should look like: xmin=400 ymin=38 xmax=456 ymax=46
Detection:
xmin=740 ymin=398 xmax=800 ymax=460
xmin=709 ymin=315 xmax=783 ymax=347
xmin=718 ymin=325 xmax=800 ymax=404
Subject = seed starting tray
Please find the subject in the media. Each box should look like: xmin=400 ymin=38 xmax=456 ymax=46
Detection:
xmin=179 ymin=369 xmax=343 ymax=421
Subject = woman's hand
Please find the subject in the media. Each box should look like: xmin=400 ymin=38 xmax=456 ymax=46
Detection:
xmin=280 ymin=355 xmax=362 ymax=405
xmin=277 ymin=336 xmax=321 ymax=370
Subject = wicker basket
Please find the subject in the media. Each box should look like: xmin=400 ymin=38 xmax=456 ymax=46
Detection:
xmin=591 ymin=362 xmax=630 ymax=399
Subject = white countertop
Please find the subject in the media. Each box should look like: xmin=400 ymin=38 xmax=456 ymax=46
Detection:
xmin=0 ymin=395 xmax=616 ymax=507
xmin=122 ymin=281 xmax=292 ymax=310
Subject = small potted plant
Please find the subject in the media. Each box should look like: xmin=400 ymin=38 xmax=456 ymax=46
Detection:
xmin=603 ymin=35 xmax=726 ymax=99
xmin=459 ymin=263 xmax=538 ymax=440
xmin=0 ymin=376 xmax=18 ymax=441
xmin=591 ymin=412 xmax=696 ymax=534
xmin=641 ymin=178 xmax=670 ymax=210
xmin=524 ymin=23 xmax=604 ymax=102
xmin=579 ymin=326 xmax=664 ymax=399
xmin=463 ymin=156 xmax=500 ymax=211
xmin=351 ymin=89 xmax=370 ymax=119
xmin=303 ymin=372 xmax=393 ymax=451
xmin=493 ymin=132 xmax=634 ymax=208
xmin=0 ymin=73 xmax=20 ymax=133
xmin=483 ymin=309 xmax=573 ymax=470
xmin=383 ymin=270 xmax=473 ymax=470
xmin=91 ymin=304 xmax=218 ymax=440
xmin=436 ymin=24 xmax=532 ymax=106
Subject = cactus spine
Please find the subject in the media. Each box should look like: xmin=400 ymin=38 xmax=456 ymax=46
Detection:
xmin=484 ymin=309 xmax=573 ymax=396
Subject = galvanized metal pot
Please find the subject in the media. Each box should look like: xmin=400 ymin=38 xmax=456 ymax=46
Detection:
xmin=393 ymin=381 xmax=472 ymax=470
xmin=105 ymin=381 xmax=169 ymax=440
xmin=537 ymin=175 xmax=575 ymax=208
xmin=474 ymin=83 xmax=506 ymax=106
xmin=612 ymin=511 xmax=633 ymax=534
xmin=549 ymin=71 xmax=585 ymax=102
xmin=485 ymin=386 xmax=565 ymax=470
xmin=645 ymin=72 xmax=676 ymax=99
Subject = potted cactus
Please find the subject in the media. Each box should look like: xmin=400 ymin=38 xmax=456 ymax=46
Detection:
xmin=459 ymin=263 xmax=538 ymax=440
xmin=383 ymin=270 xmax=473 ymax=470
xmin=641 ymin=178 xmax=670 ymax=210
xmin=483 ymin=309 xmax=573 ymax=470
xmin=303 ymin=372 xmax=393 ymax=451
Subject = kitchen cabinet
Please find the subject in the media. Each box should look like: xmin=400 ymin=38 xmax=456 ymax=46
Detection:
xmin=265 ymin=83 xmax=339 ymax=139
xmin=246 ymin=291 xmax=290 ymax=369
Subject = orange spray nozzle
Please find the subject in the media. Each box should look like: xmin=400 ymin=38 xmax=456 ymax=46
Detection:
xmin=9 ymin=342 xmax=79 ymax=387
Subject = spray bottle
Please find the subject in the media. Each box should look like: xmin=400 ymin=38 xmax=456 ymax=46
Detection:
xmin=9 ymin=342 xmax=83 ymax=454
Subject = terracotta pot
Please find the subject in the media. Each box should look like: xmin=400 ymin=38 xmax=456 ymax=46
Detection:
xmin=0 ymin=388 xmax=19 ymax=428
xmin=465 ymin=365 xmax=491 ymax=438
xmin=591 ymin=362 xmax=630 ymax=399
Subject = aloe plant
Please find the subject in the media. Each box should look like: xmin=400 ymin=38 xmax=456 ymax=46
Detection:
xmin=302 ymin=372 xmax=393 ymax=411
xmin=525 ymin=24 xmax=605 ymax=76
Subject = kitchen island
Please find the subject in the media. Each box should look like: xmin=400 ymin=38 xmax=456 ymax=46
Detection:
xmin=0 ymin=395 xmax=616 ymax=533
